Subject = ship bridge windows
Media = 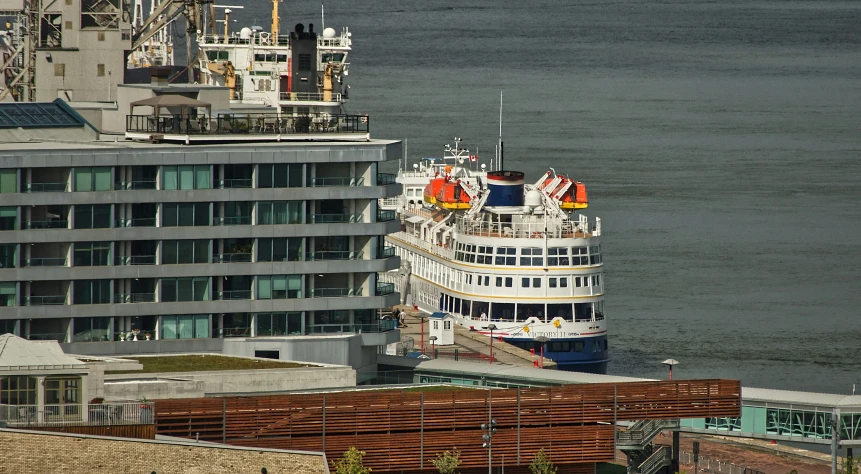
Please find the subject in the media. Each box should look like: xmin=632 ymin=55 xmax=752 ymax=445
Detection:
xmin=254 ymin=53 xmax=288 ymax=63
xmin=589 ymin=245 xmax=603 ymax=264
xmin=476 ymin=246 xmax=493 ymax=264
xmin=573 ymin=246 xmax=589 ymax=265
xmin=521 ymin=277 xmax=541 ymax=288
xmin=520 ymin=248 xmax=543 ymax=266
xmin=206 ymin=51 xmax=230 ymax=61
xmin=495 ymin=247 xmax=516 ymax=265
xmin=322 ymin=53 xmax=345 ymax=63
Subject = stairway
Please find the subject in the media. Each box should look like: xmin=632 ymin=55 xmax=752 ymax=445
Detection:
xmin=629 ymin=445 xmax=672 ymax=474
xmin=617 ymin=419 xmax=679 ymax=474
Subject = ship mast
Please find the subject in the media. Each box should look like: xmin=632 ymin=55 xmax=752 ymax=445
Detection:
xmin=271 ymin=0 xmax=282 ymax=40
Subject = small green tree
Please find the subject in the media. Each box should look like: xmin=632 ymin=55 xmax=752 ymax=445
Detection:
xmin=842 ymin=457 xmax=859 ymax=474
xmin=331 ymin=447 xmax=371 ymax=474
xmin=433 ymin=449 xmax=462 ymax=474
xmin=529 ymin=448 xmax=557 ymax=474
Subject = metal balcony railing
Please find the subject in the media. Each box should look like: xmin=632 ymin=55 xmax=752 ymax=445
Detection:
xmin=114 ymin=255 xmax=156 ymax=265
xmin=25 ymin=257 xmax=67 ymax=267
xmin=0 ymin=402 xmax=154 ymax=427
xmin=377 ymin=173 xmax=397 ymax=186
xmin=310 ymin=213 xmax=362 ymax=224
xmin=114 ymin=180 xmax=156 ymax=190
xmin=26 ymin=182 xmax=68 ymax=192
xmin=24 ymin=219 xmax=67 ymax=230
xmin=115 ymin=218 xmax=156 ymax=227
xmin=377 ymin=210 xmax=396 ymax=222
xmin=308 ymin=287 xmax=363 ymax=298
xmin=218 ymin=178 xmax=253 ymax=189
xmin=220 ymin=327 xmax=251 ymax=337
xmin=126 ymin=113 xmax=369 ymax=135
xmin=310 ymin=176 xmax=364 ymax=187
xmin=305 ymin=250 xmax=363 ymax=261
xmin=217 ymin=290 xmax=252 ymax=300
xmin=376 ymin=282 xmax=395 ymax=296
xmin=306 ymin=320 xmax=398 ymax=334
xmin=213 ymin=253 xmax=252 ymax=263
xmin=378 ymin=246 xmax=396 ymax=258
xmin=632 ymin=445 xmax=672 ymax=474
xmin=214 ymin=216 xmax=252 ymax=226
xmin=26 ymin=332 xmax=67 ymax=342
xmin=114 ymin=293 xmax=156 ymax=303
xmin=278 ymin=92 xmax=342 ymax=102
xmin=25 ymin=295 xmax=67 ymax=305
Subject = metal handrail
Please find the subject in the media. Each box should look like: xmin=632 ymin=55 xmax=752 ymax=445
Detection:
xmin=308 ymin=287 xmax=363 ymax=298
xmin=126 ymin=113 xmax=370 ymax=135
xmin=217 ymin=290 xmax=252 ymax=300
xmin=24 ymin=219 xmax=67 ymax=229
xmin=0 ymin=402 xmax=155 ymax=427
xmin=634 ymin=445 xmax=672 ymax=474
xmin=377 ymin=173 xmax=397 ymax=186
xmin=25 ymin=295 xmax=67 ymax=305
xmin=215 ymin=216 xmax=252 ymax=225
xmin=25 ymin=257 xmax=67 ymax=266
xmin=114 ymin=293 xmax=156 ymax=303
xmin=114 ymin=255 xmax=156 ymax=265
xmin=305 ymin=250 xmax=363 ymax=261
xmin=218 ymin=178 xmax=253 ymax=189
xmin=376 ymin=282 xmax=395 ymax=296
xmin=310 ymin=176 xmax=364 ymax=187
xmin=279 ymin=92 xmax=342 ymax=102
xmin=26 ymin=182 xmax=68 ymax=192
xmin=114 ymin=180 xmax=156 ymax=190
xmin=213 ymin=253 xmax=252 ymax=263
xmin=310 ymin=213 xmax=362 ymax=224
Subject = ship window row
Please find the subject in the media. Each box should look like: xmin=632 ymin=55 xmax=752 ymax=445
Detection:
xmin=453 ymin=243 xmax=602 ymax=266
xmin=508 ymin=339 xmax=609 ymax=354
xmin=437 ymin=293 xmax=606 ymax=324
xmin=0 ymin=273 xmax=371 ymax=306
xmin=0 ymin=199 xmax=384 ymax=230
xmin=0 ymin=309 xmax=384 ymax=343
xmin=0 ymin=236 xmax=386 ymax=268
xmin=0 ymin=163 xmax=386 ymax=193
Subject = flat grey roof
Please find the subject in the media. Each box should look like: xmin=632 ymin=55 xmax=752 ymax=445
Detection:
xmin=414 ymin=359 xmax=650 ymax=384
xmin=0 ymin=137 xmax=400 ymax=152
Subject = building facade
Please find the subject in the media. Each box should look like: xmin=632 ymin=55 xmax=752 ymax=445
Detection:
xmin=0 ymin=135 xmax=402 ymax=353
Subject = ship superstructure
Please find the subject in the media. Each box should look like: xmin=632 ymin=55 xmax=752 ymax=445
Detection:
xmin=197 ymin=0 xmax=351 ymax=117
xmin=380 ymin=140 xmax=609 ymax=372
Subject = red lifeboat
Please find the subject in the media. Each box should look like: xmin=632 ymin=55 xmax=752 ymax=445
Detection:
xmin=423 ymin=177 xmax=446 ymax=205
xmin=559 ymin=181 xmax=588 ymax=209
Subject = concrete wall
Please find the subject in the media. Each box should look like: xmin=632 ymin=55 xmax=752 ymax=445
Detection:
xmin=63 ymin=337 xmax=224 ymax=356
xmin=223 ymin=336 xmax=380 ymax=372
xmin=103 ymin=365 xmax=356 ymax=399
xmin=0 ymin=428 xmax=329 ymax=473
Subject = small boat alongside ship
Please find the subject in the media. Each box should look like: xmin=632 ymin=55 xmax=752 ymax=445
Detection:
xmin=380 ymin=141 xmax=609 ymax=373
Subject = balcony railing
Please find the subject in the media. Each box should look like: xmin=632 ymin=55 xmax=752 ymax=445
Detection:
xmin=310 ymin=213 xmax=362 ymax=224
xmin=126 ymin=113 xmax=370 ymax=135
xmin=25 ymin=257 xmax=67 ymax=267
xmin=308 ymin=287 xmax=363 ymax=298
xmin=217 ymin=290 xmax=252 ymax=300
xmin=114 ymin=255 xmax=156 ymax=265
xmin=27 ymin=332 xmax=67 ymax=342
xmin=26 ymin=182 xmax=68 ymax=192
xmin=213 ymin=253 xmax=252 ymax=263
xmin=377 ymin=210 xmax=396 ymax=222
xmin=220 ymin=327 xmax=251 ymax=337
xmin=214 ymin=216 xmax=252 ymax=226
xmin=115 ymin=180 xmax=157 ymax=190
xmin=306 ymin=320 xmax=398 ymax=334
xmin=305 ymin=250 xmax=363 ymax=261
xmin=218 ymin=178 xmax=253 ymax=189
xmin=24 ymin=219 xmax=67 ymax=229
xmin=378 ymin=246 xmax=396 ymax=258
xmin=310 ymin=176 xmax=364 ymax=187
xmin=377 ymin=173 xmax=397 ymax=186
xmin=26 ymin=295 xmax=67 ymax=305
xmin=114 ymin=293 xmax=156 ymax=303
xmin=278 ymin=92 xmax=342 ymax=102
xmin=376 ymin=282 xmax=396 ymax=296
xmin=0 ymin=402 xmax=154 ymax=427
xmin=115 ymin=218 xmax=156 ymax=227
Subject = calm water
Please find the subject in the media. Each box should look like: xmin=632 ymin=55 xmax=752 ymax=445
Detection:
xmin=236 ymin=1 xmax=861 ymax=393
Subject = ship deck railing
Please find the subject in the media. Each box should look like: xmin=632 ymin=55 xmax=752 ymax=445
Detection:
xmin=279 ymin=92 xmax=342 ymax=102
xmin=388 ymin=231 xmax=455 ymax=260
xmin=126 ymin=113 xmax=369 ymax=137
xmin=455 ymin=216 xmax=601 ymax=239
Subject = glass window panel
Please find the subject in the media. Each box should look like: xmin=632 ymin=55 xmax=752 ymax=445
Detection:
xmin=92 ymin=205 xmax=111 ymax=229
xmin=177 ymin=278 xmax=194 ymax=301
xmin=193 ymin=277 xmax=209 ymax=301
xmin=93 ymin=168 xmax=111 ymax=191
xmin=176 ymin=240 xmax=194 ymax=264
xmin=194 ymin=240 xmax=209 ymax=263
xmin=288 ymin=164 xmax=303 ymax=187
xmin=163 ymin=166 xmax=178 ymax=190
xmin=162 ymin=316 xmax=177 ymax=339
xmin=178 ymin=166 xmax=194 ymax=190
xmin=93 ymin=242 xmax=110 ymax=266
xmin=74 ymin=168 xmax=92 ymax=191
xmin=287 ymin=238 xmax=302 ymax=261
xmin=163 ymin=204 xmax=177 ymax=227
xmin=178 ymin=314 xmax=194 ymax=338
xmin=272 ymin=275 xmax=286 ymax=291
xmin=162 ymin=241 xmax=178 ymax=264
xmin=258 ymin=238 xmax=273 ymax=262
xmin=194 ymin=315 xmax=209 ymax=338
xmin=195 ymin=166 xmax=211 ymax=189
xmin=194 ymin=203 xmax=209 ymax=226
xmin=273 ymin=164 xmax=289 ymax=188
xmin=257 ymin=276 xmax=271 ymax=299
xmin=74 ymin=280 xmax=90 ymax=304
xmin=74 ymin=243 xmax=92 ymax=266
xmin=258 ymin=164 xmax=273 ymax=188
xmin=178 ymin=204 xmax=193 ymax=226
xmin=162 ymin=278 xmax=177 ymax=302
xmin=0 ymin=169 xmax=16 ymax=193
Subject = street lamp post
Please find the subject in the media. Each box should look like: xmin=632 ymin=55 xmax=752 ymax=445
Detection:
xmin=429 ymin=335 xmax=437 ymax=359
xmin=533 ymin=335 xmax=550 ymax=368
xmin=662 ymin=359 xmax=679 ymax=380
xmin=487 ymin=324 xmax=496 ymax=364
xmin=481 ymin=419 xmax=497 ymax=474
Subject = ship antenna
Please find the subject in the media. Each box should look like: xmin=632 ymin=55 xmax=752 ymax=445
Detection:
xmin=498 ymin=90 xmax=503 ymax=171
xmin=321 ymin=4 xmax=325 ymax=31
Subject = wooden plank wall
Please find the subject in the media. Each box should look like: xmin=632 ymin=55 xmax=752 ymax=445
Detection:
xmin=18 ymin=424 xmax=156 ymax=440
xmin=154 ymin=379 xmax=740 ymax=472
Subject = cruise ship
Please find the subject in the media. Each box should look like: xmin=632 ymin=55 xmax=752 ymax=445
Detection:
xmin=380 ymin=141 xmax=609 ymax=373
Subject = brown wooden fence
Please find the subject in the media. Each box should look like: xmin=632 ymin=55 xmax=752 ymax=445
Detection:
xmin=154 ymin=379 xmax=740 ymax=472
xmin=18 ymin=424 xmax=155 ymax=439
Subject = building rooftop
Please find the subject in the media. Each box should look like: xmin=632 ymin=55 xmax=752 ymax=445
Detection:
xmin=0 ymin=334 xmax=84 ymax=370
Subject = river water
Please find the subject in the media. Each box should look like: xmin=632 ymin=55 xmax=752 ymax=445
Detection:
xmin=235 ymin=0 xmax=861 ymax=393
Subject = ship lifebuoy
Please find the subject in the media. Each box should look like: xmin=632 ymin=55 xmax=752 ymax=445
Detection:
xmin=360 ymin=115 xmax=368 ymax=124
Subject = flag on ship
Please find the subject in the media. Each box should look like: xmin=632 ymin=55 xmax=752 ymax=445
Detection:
xmin=469 ymin=154 xmax=478 ymax=162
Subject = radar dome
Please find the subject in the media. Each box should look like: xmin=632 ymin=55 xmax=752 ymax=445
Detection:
xmin=525 ymin=189 xmax=542 ymax=208
xmin=323 ymin=27 xmax=336 ymax=39
xmin=239 ymin=27 xmax=252 ymax=40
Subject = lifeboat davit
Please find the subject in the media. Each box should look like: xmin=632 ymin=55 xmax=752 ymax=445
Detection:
xmin=540 ymin=175 xmax=588 ymax=209
xmin=424 ymin=178 xmax=471 ymax=210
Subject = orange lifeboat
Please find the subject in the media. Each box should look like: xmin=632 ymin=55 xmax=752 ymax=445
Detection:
xmin=435 ymin=180 xmax=472 ymax=210
xmin=423 ymin=177 xmax=446 ymax=205
xmin=559 ymin=181 xmax=588 ymax=209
